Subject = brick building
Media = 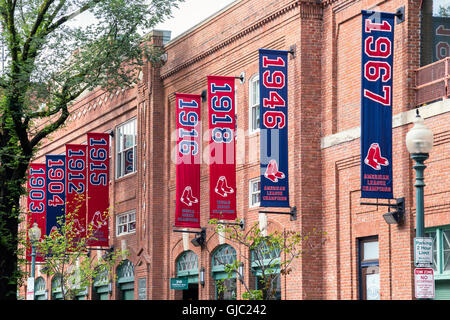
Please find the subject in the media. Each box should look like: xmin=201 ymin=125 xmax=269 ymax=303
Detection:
xmin=20 ymin=0 xmax=450 ymax=300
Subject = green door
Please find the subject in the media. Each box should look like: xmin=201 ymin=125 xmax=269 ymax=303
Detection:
xmin=117 ymin=260 xmax=135 ymax=300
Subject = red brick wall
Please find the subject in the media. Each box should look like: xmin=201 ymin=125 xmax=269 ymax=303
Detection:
xmin=21 ymin=0 xmax=450 ymax=301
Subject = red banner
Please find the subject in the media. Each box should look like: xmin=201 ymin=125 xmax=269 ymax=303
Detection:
xmin=175 ymin=93 xmax=201 ymax=228
xmin=26 ymin=163 xmax=46 ymax=262
xmin=87 ymin=133 xmax=109 ymax=247
xmin=208 ymin=76 xmax=236 ymax=220
xmin=66 ymin=144 xmax=87 ymax=244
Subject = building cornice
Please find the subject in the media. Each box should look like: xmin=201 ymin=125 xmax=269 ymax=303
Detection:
xmin=161 ymin=0 xmax=322 ymax=80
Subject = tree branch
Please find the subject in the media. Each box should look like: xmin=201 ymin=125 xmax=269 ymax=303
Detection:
xmin=46 ymin=0 xmax=102 ymax=33
xmin=22 ymin=0 xmax=55 ymax=61
xmin=29 ymin=94 xmax=69 ymax=148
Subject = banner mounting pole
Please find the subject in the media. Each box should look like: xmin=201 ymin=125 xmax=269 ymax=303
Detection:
xmin=258 ymin=206 xmax=297 ymax=221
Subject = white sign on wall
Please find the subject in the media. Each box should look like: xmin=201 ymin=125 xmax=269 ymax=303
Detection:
xmin=26 ymin=277 xmax=34 ymax=300
xmin=414 ymin=237 xmax=433 ymax=266
xmin=415 ymin=268 xmax=435 ymax=299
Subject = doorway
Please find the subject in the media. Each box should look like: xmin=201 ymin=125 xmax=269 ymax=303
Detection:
xmin=182 ymin=283 xmax=199 ymax=300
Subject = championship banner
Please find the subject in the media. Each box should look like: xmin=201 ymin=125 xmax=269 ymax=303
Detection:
xmin=208 ymin=76 xmax=237 ymax=220
xmin=66 ymin=144 xmax=87 ymax=243
xmin=361 ymin=11 xmax=395 ymax=199
xmin=26 ymin=163 xmax=46 ymax=262
xmin=87 ymin=132 xmax=109 ymax=247
xmin=175 ymin=93 xmax=201 ymax=228
xmin=259 ymin=49 xmax=290 ymax=208
xmin=433 ymin=16 xmax=450 ymax=62
xmin=46 ymin=155 xmax=66 ymax=235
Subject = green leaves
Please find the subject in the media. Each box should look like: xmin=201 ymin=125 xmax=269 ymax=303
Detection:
xmin=0 ymin=0 xmax=182 ymax=299
xmin=209 ymin=219 xmax=326 ymax=300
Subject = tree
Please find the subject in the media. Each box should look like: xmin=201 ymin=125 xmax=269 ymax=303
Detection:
xmin=0 ymin=0 xmax=182 ymax=299
xmin=21 ymin=204 xmax=127 ymax=300
xmin=209 ymin=219 xmax=326 ymax=300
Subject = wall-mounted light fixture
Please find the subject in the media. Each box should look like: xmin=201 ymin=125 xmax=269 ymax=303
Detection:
xmin=238 ymin=262 xmax=244 ymax=283
xmin=382 ymin=198 xmax=405 ymax=224
xmin=160 ymin=52 xmax=168 ymax=64
xmin=191 ymin=228 xmax=206 ymax=247
xmin=200 ymin=267 xmax=205 ymax=287
xmin=361 ymin=197 xmax=405 ymax=225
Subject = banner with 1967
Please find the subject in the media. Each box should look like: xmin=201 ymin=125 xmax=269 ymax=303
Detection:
xmin=361 ymin=11 xmax=395 ymax=199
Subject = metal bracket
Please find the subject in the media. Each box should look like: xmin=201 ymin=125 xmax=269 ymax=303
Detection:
xmin=258 ymin=206 xmax=297 ymax=221
xmin=235 ymin=73 xmax=245 ymax=84
xmin=288 ymin=45 xmax=296 ymax=59
xmin=216 ymin=219 xmax=245 ymax=230
xmin=173 ymin=227 xmax=206 ymax=247
xmin=361 ymin=197 xmax=405 ymax=224
xmin=201 ymin=89 xmax=207 ymax=102
xmin=172 ymin=227 xmax=205 ymax=234
xmin=395 ymin=6 xmax=405 ymax=24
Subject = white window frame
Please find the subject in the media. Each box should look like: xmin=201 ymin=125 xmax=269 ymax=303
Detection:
xmin=116 ymin=210 xmax=136 ymax=236
xmin=115 ymin=118 xmax=137 ymax=179
xmin=249 ymin=177 xmax=261 ymax=208
xmin=248 ymin=74 xmax=260 ymax=134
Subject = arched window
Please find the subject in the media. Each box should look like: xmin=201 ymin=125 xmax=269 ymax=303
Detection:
xmin=117 ymin=259 xmax=135 ymax=300
xmin=248 ymin=74 xmax=260 ymax=134
xmin=93 ymin=267 xmax=109 ymax=300
xmin=176 ymin=250 xmax=199 ymax=300
xmin=176 ymin=250 xmax=199 ymax=278
xmin=421 ymin=0 xmax=450 ymax=66
xmin=34 ymin=277 xmax=46 ymax=300
xmin=251 ymin=240 xmax=281 ymax=300
xmin=51 ymin=274 xmax=63 ymax=300
xmin=211 ymin=244 xmax=237 ymax=300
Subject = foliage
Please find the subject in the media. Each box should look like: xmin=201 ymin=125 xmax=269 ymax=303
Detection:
xmin=20 ymin=198 xmax=127 ymax=300
xmin=0 ymin=0 xmax=182 ymax=299
xmin=209 ymin=218 xmax=326 ymax=300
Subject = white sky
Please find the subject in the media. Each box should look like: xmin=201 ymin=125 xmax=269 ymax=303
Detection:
xmin=154 ymin=0 xmax=236 ymax=39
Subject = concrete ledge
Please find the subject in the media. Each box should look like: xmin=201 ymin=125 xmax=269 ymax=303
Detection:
xmin=321 ymin=99 xmax=450 ymax=149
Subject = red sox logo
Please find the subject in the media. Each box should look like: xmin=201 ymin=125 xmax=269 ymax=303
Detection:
xmin=214 ymin=176 xmax=234 ymax=197
xmin=264 ymin=159 xmax=285 ymax=183
xmin=364 ymin=143 xmax=389 ymax=170
xmin=180 ymin=186 xmax=198 ymax=206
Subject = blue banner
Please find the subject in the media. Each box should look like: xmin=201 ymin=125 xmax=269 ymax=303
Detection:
xmin=46 ymin=154 xmax=66 ymax=235
xmin=259 ymin=49 xmax=289 ymax=207
xmin=361 ymin=11 xmax=395 ymax=199
xmin=433 ymin=16 xmax=450 ymax=62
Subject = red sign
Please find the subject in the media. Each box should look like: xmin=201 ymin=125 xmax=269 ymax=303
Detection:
xmin=175 ymin=93 xmax=201 ymax=228
xmin=87 ymin=133 xmax=109 ymax=247
xmin=415 ymin=268 xmax=435 ymax=299
xmin=26 ymin=163 xmax=46 ymax=262
xmin=66 ymin=144 xmax=87 ymax=244
xmin=208 ymin=76 xmax=236 ymax=221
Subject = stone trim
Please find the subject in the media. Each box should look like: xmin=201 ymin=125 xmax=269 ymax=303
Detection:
xmin=161 ymin=1 xmax=322 ymax=80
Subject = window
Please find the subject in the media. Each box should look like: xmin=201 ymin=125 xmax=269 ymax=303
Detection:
xmin=116 ymin=210 xmax=136 ymax=236
xmin=425 ymin=226 xmax=450 ymax=274
xmin=249 ymin=75 xmax=260 ymax=133
xmin=116 ymin=118 xmax=137 ymax=178
xmin=358 ymin=237 xmax=379 ymax=300
xmin=421 ymin=0 xmax=450 ymax=66
xmin=212 ymin=245 xmax=237 ymax=300
xmin=176 ymin=250 xmax=199 ymax=277
xmin=251 ymin=239 xmax=281 ymax=300
xmin=424 ymin=226 xmax=450 ymax=299
xmin=249 ymin=178 xmax=261 ymax=207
